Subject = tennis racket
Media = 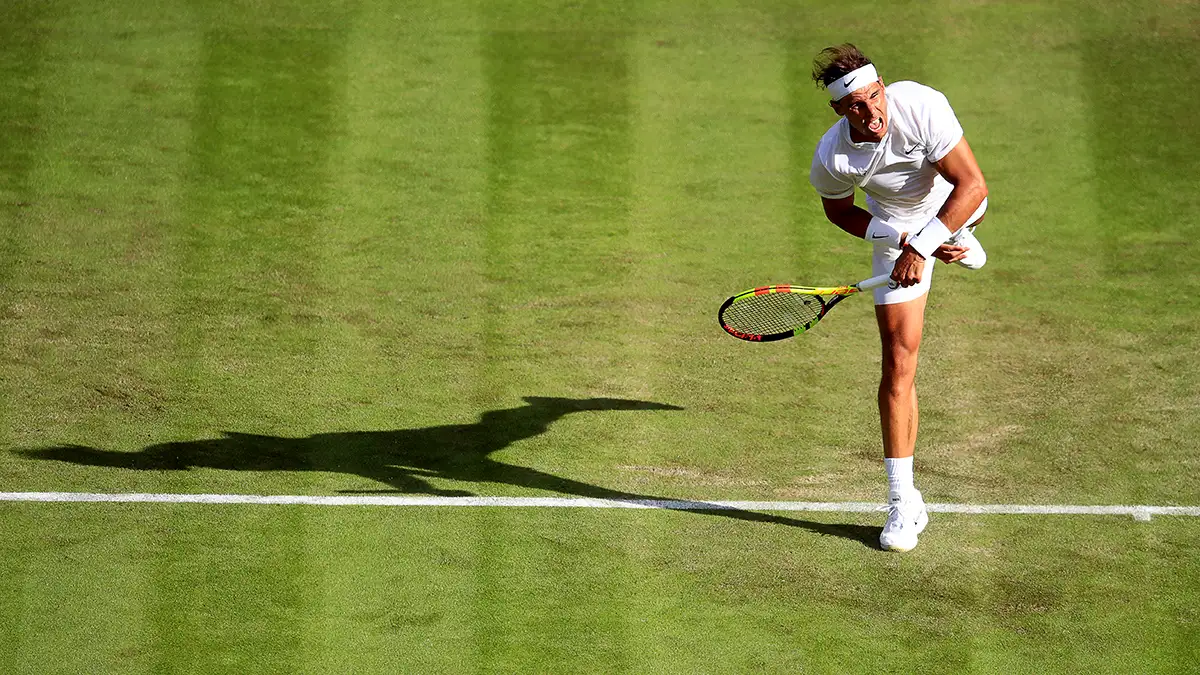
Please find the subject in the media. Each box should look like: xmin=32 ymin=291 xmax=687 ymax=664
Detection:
xmin=718 ymin=274 xmax=893 ymax=341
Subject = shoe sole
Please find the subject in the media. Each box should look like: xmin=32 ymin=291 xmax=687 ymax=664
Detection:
xmin=952 ymin=227 xmax=986 ymax=269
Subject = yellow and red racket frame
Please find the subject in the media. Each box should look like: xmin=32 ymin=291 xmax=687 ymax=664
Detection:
xmin=718 ymin=274 xmax=892 ymax=341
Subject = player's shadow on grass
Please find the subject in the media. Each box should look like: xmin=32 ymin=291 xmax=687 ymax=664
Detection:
xmin=20 ymin=396 xmax=879 ymax=548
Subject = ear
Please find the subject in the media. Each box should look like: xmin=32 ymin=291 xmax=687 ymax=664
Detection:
xmin=828 ymin=99 xmax=845 ymax=117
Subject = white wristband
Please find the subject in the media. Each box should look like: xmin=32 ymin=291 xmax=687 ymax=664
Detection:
xmin=906 ymin=217 xmax=952 ymax=259
xmin=864 ymin=217 xmax=904 ymax=249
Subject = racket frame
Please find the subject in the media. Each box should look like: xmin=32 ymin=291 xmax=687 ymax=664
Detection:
xmin=718 ymin=274 xmax=892 ymax=342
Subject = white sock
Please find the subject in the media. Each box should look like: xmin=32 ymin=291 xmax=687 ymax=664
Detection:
xmin=884 ymin=456 xmax=915 ymax=497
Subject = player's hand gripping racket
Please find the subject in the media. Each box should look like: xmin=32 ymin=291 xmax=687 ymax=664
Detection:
xmin=718 ymin=274 xmax=893 ymax=341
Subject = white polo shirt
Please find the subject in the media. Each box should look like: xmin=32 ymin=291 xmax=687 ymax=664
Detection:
xmin=809 ymin=80 xmax=963 ymax=225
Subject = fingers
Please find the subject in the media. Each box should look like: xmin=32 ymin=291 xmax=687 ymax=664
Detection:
xmin=933 ymin=244 xmax=969 ymax=264
xmin=895 ymin=270 xmax=922 ymax=287
xmin=890 ymin=250 xmax=926 ymax=287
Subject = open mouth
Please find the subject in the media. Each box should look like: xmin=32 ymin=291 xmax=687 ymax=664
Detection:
xmin=868 ymin=117 xmax=885 ymax=134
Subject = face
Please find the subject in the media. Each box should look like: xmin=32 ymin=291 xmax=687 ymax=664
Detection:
xmin=830 ymin=79 xmax=888 ymax=142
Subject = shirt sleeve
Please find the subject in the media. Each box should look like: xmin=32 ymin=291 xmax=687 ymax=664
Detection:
xmin=921 ymin=88 xmax=964 ymax=162
xmin=809 ymin=150 xmax=854 ymax=199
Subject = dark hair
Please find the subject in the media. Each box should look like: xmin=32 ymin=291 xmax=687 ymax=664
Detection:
xmin=811 ymin=44 xmax=873 ymax=89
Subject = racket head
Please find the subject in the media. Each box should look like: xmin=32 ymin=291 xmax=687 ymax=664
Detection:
xmin=717 ymin=283 xmax=859 ymax=342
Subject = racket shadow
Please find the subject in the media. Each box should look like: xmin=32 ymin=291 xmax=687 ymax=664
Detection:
xmin=18 ymin=395 xmax=880 ymax=550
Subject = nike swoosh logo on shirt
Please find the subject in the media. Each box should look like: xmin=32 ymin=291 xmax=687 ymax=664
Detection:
xmin=871 ymin=234 xmax=889 ymax=239
xmin=904 ymin=144 xmax=920 ymax=154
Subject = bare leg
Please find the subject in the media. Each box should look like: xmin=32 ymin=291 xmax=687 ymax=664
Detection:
xmin=875 ymin=294 xmax=927 ymax=459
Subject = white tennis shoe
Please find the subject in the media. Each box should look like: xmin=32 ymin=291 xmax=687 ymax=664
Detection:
xmin=949 ymin=225 xmax=986 ymax=270
xmin=880 ymin=489 xmax=928 ymax=552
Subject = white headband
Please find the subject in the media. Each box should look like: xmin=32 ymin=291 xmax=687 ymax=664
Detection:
xmin=827 ymin=64 xmax=878 ymax=100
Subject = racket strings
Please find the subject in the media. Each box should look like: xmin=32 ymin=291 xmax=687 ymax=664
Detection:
xmin=722 ymin=292 xmax=825 ymax=337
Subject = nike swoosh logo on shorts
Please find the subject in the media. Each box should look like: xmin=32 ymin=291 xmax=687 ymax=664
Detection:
xmin=871 ymin=234 xmax=889 ymax=239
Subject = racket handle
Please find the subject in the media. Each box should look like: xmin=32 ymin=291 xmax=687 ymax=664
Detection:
xmin=856 ymin=274 xmax=893 ymax=291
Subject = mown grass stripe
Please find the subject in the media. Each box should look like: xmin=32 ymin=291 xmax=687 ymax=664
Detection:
xmin=2 ymin=492 xmax=1196 ymax=520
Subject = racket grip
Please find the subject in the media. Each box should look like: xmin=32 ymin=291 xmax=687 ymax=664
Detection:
xmin=856 ymin=274 xmax=893 ymax=291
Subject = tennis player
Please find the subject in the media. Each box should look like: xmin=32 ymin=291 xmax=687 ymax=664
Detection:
xmin=808 ymin=44 xmax=989 ymax=552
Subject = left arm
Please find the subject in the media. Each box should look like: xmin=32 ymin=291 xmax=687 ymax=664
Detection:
xmin=890 ymin=137 xmax=989 ymax=286
xmin=931 ymin=137 xmax=988 ymax=231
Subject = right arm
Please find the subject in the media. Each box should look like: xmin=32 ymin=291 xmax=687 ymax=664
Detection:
xmin=820 ymin=194 xmax=873 ymax=239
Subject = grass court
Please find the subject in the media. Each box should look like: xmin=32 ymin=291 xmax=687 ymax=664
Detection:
xmin=1 ymin=0 xmax=1198 ymax=671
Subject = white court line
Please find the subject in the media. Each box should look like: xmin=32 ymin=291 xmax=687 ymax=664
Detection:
xmin=1 ymin=492 xmax=1198 ymax=521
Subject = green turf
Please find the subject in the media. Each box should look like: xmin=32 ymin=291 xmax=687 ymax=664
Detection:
xmin=2 ymin=0 xmax=1199 ymax=671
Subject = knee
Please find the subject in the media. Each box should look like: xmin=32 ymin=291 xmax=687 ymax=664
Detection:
xmin=881 ymin=344 xmax=920 ymax=390
xmin=883 ymin=341 xmax=920 ymax=370
xmin=876 ymin=301 xmax=926 ymax=393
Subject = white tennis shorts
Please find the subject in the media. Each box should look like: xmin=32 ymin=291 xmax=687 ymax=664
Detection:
xmin=872 ymin=198 xmax=988 ymax=305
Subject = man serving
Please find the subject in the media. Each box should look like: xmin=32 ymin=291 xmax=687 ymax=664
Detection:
xmin=808 ymin=44 xmax=989 ymax=552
